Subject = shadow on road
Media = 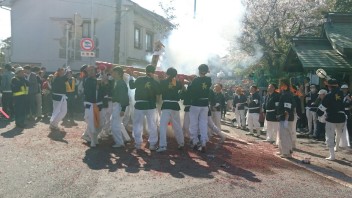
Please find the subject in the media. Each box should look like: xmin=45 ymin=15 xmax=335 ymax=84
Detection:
xmin=1 ymin=127 xmax=24 ymax=138
xmin=290 ymin=158 xmax=352 ymax=184
xmin=48 ymin=129 xmax=68 ymax=144
xmin=81 ymin=135 xmax=268 ymax=183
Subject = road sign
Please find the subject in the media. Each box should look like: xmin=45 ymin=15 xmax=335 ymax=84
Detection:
xmin=81 ymin=51 xmax=95 ymax=57
xmin=80 ymin=38 xmax=95 ymax=51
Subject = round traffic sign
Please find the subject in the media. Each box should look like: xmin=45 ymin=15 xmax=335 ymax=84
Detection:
xmin=80 ymin=38 xmax=95 ymax=51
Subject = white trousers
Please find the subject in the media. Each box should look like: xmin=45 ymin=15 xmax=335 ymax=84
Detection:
xmin=291 ymin=114 xmax=298 ymax=148
xmin=159 ymin=109 xmax=184 ymax=147
xmin=84 ymin=104 xmax=98 ymax=144
xmin=340 ymin=121 xmax=351 ymax=148
xmin=183 ymin=112 xmax=190 ymax=138
xmin=133 ymin=109 xmax=158 ymax=146
xmin=111 ymin=102 xmax=125 ymax=145
xmin=278 ymin=121 xmax=293 ymax=155
xmin=189 ymin=106 xmax=208 ymax=146
xmin=208 ymin=116 xmax=223 ymax=138
xmin=211 ymin=111 xmax=222 ymax=131
xmin=325 ymin=121 xmax=344 ymax=148
xmin=50 ymin=99 xmax=67 ymax=127
xmin=102 ymin=101 xmax=113 ymax=133
xmin=306 ymin=110 xmax=317 ymax=134
xmin=266 ymin=121 xmax=279 ymax=142
xmin=35 ymin=93 xmax=42 ymax=117
xmin=246 ymin=112 xmax=260 ymax=132
xmin=235 ymin=109 xmax=246 ymax=127
xmin=122 ymin=105 xmax=131 ymax=127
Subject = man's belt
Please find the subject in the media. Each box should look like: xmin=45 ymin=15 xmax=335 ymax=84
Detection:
xmin=163 ymin=100 xmax=179 ymax=103
xmin=135 ymin=100 xmax=150 ymax=103
xmin=248 ymin=107 xmax=260 ymax=110
xmin=266 ymin=109 xmax=275 ymax=112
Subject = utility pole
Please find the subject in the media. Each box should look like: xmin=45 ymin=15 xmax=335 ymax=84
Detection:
xmin=114 ymin=0 xmax=122 ymax=64
xmin=90 ymin=0 xmax=95 ymax=65
xmin=65 ymin=23 xmax=70 ymax=68
xmin=194 ymin=0 xmax=197 ymax=19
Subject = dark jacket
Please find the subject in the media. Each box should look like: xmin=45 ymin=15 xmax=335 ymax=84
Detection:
xmin=188 ymin=76 xmax=212 ymax=107
xmin=210 ymin=90 xmax=226 ymax=112
xmin=1 ymin=70 xmax=15 ymax=92
xmin=52 ymin=76 xmax=68 ymax=101
xmin=277 ymin=90 xmax=295 ymax=121
xmin=233 ymin=93 xmax=247 ymax=110
xmin=317 ymin=88 xmax=346 ymax=123
xmin=248 ymin=92 xmax=261 ymax=113
xmin=129 ymin=76 xmax=161 ymax=110
xmin=160 ymin=78 xmax=182 ymax=111
xmin=112 ymin=79 xmax=129 ymax=112
xmin=263 ymin=92 xmax=280 ymax=122
xmin=180 ymin=87 xmax=192 ymax=112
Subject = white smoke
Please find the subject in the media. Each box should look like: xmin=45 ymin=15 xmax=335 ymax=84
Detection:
xmin=158 ymin=0 xmax=246 ymax=75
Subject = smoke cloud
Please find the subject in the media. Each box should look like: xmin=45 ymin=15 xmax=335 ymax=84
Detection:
xmin=158 ymin=0 xmax=246 ymax=75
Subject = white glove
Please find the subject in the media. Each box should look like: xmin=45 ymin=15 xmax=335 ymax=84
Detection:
xmin=284 ymin=120 xmax=288 ymax=129
xmin=215 ymin=103 xmax=220 ymax=107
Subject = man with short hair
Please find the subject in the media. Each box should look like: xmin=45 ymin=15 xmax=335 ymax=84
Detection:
xmin=1 ymin=64 xmax=15 ymax=119
xmin=317 ymin=79 xmax=346 ymax=160
xmin=210 ymin=83 xmax=226 ymax=132
xmin=83 ymin=66 xmax=102 ymax=147
xmin=246 ymin=85 xmax=261 ymax=137
xmin=50 ymin=68 xmax=68 ymax=130
xmin=305 ymin=84 xmax=318 ymax=136
xmin=233 ymin=87 xmax=247 ymax=129
xmin=129 ymin=65 xmax=161 ymax=150
xmin=263 ymin=84 xmax=280 ymax=143
xmin=157 ymin=67 xmax=184 ymax=152
xmin=277 ymin=78 xmax=295 ymax=158
xmin=341 ymin=84 xmax=352 ymax=144
xmin=188 ymin=64 xmax=212 ymax=152
xmin=11 ymin=67 xmax=28 ymax=128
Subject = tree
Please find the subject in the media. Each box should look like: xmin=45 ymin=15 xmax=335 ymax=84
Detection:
xmin=234 ymin=0 xmax=331 ymax=82
xmin=334 ymin=0 xmax=352 ymax=12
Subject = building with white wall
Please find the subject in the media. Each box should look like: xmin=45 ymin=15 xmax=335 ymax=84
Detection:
xmin=0 ymin=0 xmax=171 ymax=71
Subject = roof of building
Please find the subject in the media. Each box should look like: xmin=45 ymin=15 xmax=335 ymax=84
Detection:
xmin=284 ymin=37 xmax=352 ymax=72
xmin=324 ymin=22 xmax=352 ymax=57
xmin=284 ymin=13 xmax=352 ymax=73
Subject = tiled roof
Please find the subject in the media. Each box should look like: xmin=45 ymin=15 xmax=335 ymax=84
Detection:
xmin=284 ymin=37 xmax=352 ymax=72
xmin=324 ymin=22 xmax=352 ymax=56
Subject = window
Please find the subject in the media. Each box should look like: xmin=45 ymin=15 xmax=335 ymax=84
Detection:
xmin=82 ymin=22 xmax=91 ymax=38
xmin=146 ymin=32 xmax=153 ymax=52
xmin=134 ymin=27 xmax=141 ymax=49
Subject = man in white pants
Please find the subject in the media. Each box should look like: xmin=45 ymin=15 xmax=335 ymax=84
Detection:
xmin=156 ymin=67 xmax=184 ymax=152
xmin=263 ymin=84 xmax=280 ymax=143
xmin=246 ymin=86 xmax=261 ymax=137
xmin=129 ymin=65 xmax=161 ymax=150
xmin=82 ymin=66 xmax=102 ymax=147
xmin=50 ymin=68 xmax=68 ymax=130
xmin=305 ymin=84 xmax=318 ymax=135
xmin=277 ymin=78 xmax=295 ymax=158
xmin=210 ymin=83 xmax=226 ymax=132
xmin=110 ymin=66 xmax=130 ymax=148
xmin=188 ymin=64 xmax=212 ymax=153
xmin=233 ymin=87 xmax=247 ymax=129
xmin=316 ymin=79 xmax=346 ymax=160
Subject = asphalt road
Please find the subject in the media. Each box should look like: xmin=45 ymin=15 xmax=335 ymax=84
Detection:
xmin=0 ymin=116 xmax=352 ymax=198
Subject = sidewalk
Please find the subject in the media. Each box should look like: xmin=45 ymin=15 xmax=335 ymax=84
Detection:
xmin=221 ymin=112 xmax=352 ymax=187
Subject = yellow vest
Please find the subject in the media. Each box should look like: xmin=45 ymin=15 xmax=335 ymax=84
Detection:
xmin=13 ymin=84 xmax=28 ymax=96
xmin=65 ymin=78 xmax=75 ymax=93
